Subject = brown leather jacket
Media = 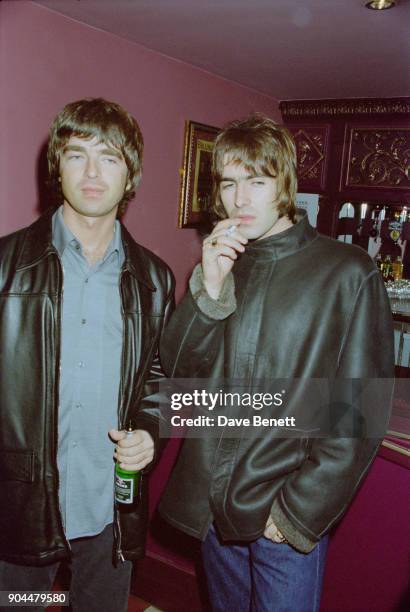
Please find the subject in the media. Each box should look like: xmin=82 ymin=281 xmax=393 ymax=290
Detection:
xmin=159 ymin=214 xmax=394 ymax=552
xmin=0 ymin=209 xmax=174 ymax=565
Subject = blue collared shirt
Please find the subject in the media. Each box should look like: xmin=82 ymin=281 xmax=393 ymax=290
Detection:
xmin=52 ymin=206 xmax=125 ymax=540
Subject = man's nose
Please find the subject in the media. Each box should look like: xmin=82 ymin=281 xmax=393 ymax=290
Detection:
xmin=234 ymin=182 xmax=250 ymax=208
xmin=85 ymin=156 xmax=99 ymax=178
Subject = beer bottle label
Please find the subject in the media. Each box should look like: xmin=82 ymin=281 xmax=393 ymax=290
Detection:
xmin=388 ymin=219 xmax=402 ymax=243
xmin=115 ymin=473 xmax=135 ymax=504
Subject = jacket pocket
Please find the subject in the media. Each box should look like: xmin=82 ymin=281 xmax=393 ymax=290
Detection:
xmin=0 ymin=450 xmax=35 ymax=482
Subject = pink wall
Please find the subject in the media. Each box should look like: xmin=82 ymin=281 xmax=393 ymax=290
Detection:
xmin=0 ymin=1 xmax=280 ymax=300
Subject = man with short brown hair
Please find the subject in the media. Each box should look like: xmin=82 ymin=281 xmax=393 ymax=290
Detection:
xmin=0 ymin=98 xmax=174 ymax=611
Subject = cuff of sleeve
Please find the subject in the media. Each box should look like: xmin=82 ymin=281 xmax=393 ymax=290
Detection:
xmin=189 ymin=264 xmax=236 ymax=320
xmin=270 ymin=498 xmax=318 ymax=554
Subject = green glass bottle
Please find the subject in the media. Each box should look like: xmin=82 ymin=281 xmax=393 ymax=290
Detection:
xmin=114 ymin=424 xmax=140 ymax=505
xmin=382 ymin=255 xmax=393 ymax=282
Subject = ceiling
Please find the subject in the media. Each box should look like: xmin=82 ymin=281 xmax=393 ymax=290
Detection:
xmin=34 ymin=0 xmax=410 ymax=101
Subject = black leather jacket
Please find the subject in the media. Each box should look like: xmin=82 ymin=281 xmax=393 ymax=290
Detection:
xmin=0 ymin=209 xmax=174 ymax=566
xmin=159 ymin=214 xmax=394 ymax=552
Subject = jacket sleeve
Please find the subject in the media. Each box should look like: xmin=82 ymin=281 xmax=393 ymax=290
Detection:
xmin=270 ymin=269 xmax=395 ymax=552
xmin=133 ymin=267 xmax=176 ymax=469
xmin=160 ymin=264 xmax=236 ymax=378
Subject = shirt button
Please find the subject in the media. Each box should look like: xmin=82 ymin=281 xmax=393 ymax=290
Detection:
xmin=81 ymin=319 xmax=87 ymax=325
xmin=76 ymin=403 xmax=82 ymax=409
xmin=78 ymin=361 xmax=85 ymax=368
xmin=72 ymin=442 xmax=78 ymax=448
xmin=75 ymin=244 xmax=80 ymax=251
xmin=85 ymin=279 xmax=89 ymax=284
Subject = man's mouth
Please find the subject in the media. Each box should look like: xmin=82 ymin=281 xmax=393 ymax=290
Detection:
xmin=81 ymin=186 xmax=105 ymax=197
xmin=237 ymin=215 xmax=255 ymax=224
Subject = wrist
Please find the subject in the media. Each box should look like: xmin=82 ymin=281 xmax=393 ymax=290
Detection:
xmin=203 ymin=280 xmax=223 ymax=300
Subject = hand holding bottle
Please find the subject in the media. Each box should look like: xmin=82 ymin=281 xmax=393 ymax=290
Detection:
xmin=109 ymin=428 xmax=154 ymax=471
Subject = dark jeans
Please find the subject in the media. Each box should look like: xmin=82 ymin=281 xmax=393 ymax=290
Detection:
xmin=202 ymin=523 xmax=328 ymax=612
xmin=0 ymin=524 xmax=132 ymax=612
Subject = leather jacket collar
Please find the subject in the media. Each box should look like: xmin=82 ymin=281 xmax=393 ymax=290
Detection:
xmin=16 ymin=207 xmax=155 ymax=291
xmin=245 ymin=210 xmax=318 ymax=262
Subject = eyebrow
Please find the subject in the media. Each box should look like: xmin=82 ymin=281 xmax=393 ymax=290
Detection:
xmin=62 ymin=145 xmax=123 ymax=160
xmin=220 ymin=173 xmax=264 ymax=181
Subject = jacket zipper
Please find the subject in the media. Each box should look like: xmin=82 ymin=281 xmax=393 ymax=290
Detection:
xmin=115 ymin=266 xmax=145 ymax=562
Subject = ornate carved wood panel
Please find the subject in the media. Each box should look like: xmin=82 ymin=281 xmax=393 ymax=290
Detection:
xmin=280 ymin=98 xmax=410 ymax=119
xmin=281 ymin=98 xmax=410 ymax=237
xmin=287 ymin=125 xmax=329 ymax=191
xmin=344 ymin=127 xmax=410 ymax=190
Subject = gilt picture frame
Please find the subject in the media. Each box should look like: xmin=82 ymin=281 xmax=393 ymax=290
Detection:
xmin=178 ymin=120 xmax=220 ymax=228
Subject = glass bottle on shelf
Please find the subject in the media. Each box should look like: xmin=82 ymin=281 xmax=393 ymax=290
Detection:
xmin=392 ymin=256 xmax=403 ymax=282
xmin=375 ymin=253 xmax=383 ymax=272
xmin=382 ymin=255 xmax=393 ymax=282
